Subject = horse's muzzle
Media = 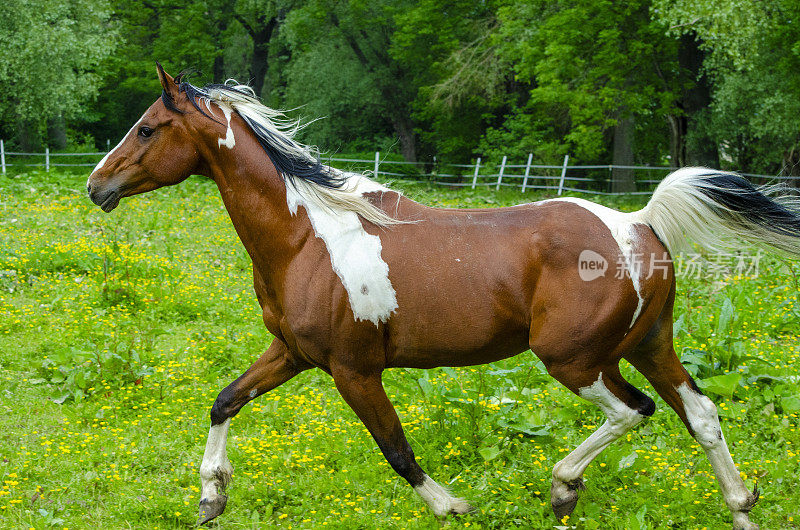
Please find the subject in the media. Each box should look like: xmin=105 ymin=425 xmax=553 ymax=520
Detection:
xmin=87 ymin=181 xmax=121 ymax=213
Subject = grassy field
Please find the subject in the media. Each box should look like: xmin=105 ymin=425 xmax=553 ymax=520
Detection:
xmin=0 ymin=170 xmax=798 ymax=529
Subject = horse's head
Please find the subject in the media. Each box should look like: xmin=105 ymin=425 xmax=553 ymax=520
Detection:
xmin=87 ymin=63 xmax=204 ymax=212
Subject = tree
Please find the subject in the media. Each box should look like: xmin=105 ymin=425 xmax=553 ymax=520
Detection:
xmin=0 ymin=0 xmax=115 ymax=149
xmin=392 ymin=0 xmax=506 ymax=162
xmin=85 ymin=0 xmax=236 ymax=146
xmin=231 ymin=0 xmax=289 ymax=97
xmin=476 ymin=0 xmax=682 ymax=189
xmin=285 ymin=0 xmax=421 ymax=161
xmin=654 ymin=0 xmax=800 ymax=174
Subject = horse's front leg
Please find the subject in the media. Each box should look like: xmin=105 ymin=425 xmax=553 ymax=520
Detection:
xmin=331 ymin=364 xmax=474 ymax=517
xmin=198 ymin=338 xmax=305 ymax=525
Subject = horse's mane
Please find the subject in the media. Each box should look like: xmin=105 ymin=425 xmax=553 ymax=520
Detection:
xmin=166 ymin=76 xmax=402 ymax=227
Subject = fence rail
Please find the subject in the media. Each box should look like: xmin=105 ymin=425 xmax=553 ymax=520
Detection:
xmin=2 ymin=140 xmax=795 ymax=196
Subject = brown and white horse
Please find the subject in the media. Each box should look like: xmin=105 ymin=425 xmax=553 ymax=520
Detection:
xmin=87 ymin=65 xmax=800 ymax=529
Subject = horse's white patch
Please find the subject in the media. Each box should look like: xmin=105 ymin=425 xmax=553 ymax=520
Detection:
xmin=90 ymin=116 xmax=144 ymax=177
xmin=546 ymin=198 xmax=645 ymax=328
xmin=413 ymin=475 xmax=471 ymax=516
xmin=676 ymin=382 xmax=754 ymax=520
xmin=199 ymin=419 xmax=233 ymax=500
xmin=249 ymin=388 xmax=257 ymax=398
xmin=554 ymin=373 xmax=644 ymax=483
xmin=286 ymin=173 xmax=398 ymax=326
xmin=217 ymin=105 xmax=235 ymax=149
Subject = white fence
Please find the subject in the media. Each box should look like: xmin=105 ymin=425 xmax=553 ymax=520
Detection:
xmin=1 ymin=140 xmax=794 ymax=196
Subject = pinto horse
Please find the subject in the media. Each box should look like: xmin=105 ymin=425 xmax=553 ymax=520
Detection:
xmin=87 ymin=65 xmax=800 ymax=529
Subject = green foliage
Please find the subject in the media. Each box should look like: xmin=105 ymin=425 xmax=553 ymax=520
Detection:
xmin=2 ymin=1 xmax=800 ymax=174
xmin=282 ymin=0 xmax=423 ymax=159
xmin=391 ymin=0 xmax=503 ymax=161
xmin=654 ymin=0 xmax=800 ymax=173
xmin=477 ymin=0 xmax=681 ymax=163
xmin=281 ymin=41 xmax=393 ymax=152
xmin=0 ymin=0 xmax=115 ymax=146
xmin=0 ymin=0 xmax=115 ymax=121
xmin=32 ymin=338 xmax=155 ymax=404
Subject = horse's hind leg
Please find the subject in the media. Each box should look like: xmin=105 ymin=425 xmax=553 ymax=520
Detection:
xmin=330 ymin=364 xmax=473 ymax=517
xmin=627 ymin=303 xmax=759 ymax=530
xmin=546 ymin=364 xmax=655 ymax=519
xmin=198 ymin=338 xmax=306 ymax=526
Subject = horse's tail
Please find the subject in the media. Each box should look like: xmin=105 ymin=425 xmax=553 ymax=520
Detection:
xmin=634 ymin=167 xmax=800 ymax=258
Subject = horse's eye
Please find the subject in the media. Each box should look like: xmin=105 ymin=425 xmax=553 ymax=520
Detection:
xmin=138 ymin=126 xmax=154 ymax=138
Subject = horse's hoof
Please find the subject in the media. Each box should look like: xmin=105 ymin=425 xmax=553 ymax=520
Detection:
xmin=730 ymin=485 xmax=760 ymax=529
xmin=551 ymin=478 xmax=584 ymax=519
xmin=551 ymin=493 xmax=579 ymax=520
xmin=197 ymin=495 xmax=228 ymax=526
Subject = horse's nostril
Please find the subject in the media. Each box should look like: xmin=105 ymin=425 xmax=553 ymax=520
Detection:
xmin=87 ymin=182 xmax=92 ymax=194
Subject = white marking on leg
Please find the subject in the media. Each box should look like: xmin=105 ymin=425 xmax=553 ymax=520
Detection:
xmin=544 ymin=198 xmax=645 ymax=327
xmin=217 ymin=105 xmax=236 ymax=149
xmin=676 ymin=383 xmax=757 ymax=526
xmin=199 ymin=419 xmax=233 ymax=501
xmin=413 ymin=474 xmax=472 ymax=516
xmin=90 ymin=116 xmax=145 ymax=177
xmin=553 ymin=373 xmax=644 ymax=485
xmin=285 ymin=173 xmax=397 ymax=325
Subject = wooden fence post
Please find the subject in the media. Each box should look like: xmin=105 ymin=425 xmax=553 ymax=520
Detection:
xmin=0 ymin=140 xmax=5 ymax=175
xmin=374 ymin=151 xmax=380 ymax=179
xmin=557 ymin=154 xmax=569 ymax=196
xmin=521 ymin=153 xmax=533 ymax=192
xmin=495 ymin=155 xmax=507 ymax=191
xmin=471 ymin=157 xmax=481 ymax=189
xmin=45 ymin=147 xmax=50 ymax=172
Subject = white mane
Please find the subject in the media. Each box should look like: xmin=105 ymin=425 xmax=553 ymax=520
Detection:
xmin=193 ymin=80 xmax=404 ymax=227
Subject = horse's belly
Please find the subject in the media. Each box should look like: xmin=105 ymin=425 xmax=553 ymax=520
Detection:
xmin=386 ymin=296 xmax=531 ymax=368
xmin=388 ymin=336 xmax=530 ymax=368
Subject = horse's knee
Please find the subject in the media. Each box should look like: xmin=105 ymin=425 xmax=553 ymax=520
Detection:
xmin=210 ymin=385 xmax=238 ymax=425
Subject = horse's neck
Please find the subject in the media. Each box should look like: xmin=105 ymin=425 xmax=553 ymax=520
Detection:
xmin=208 ymin=157 xmax=309 ymax=280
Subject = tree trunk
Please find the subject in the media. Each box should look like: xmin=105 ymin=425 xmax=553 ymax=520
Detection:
xmin=211 ymin=14 xmax=229 ymax=83
xmin=47 ymin=114 xmax=67 ymax=150
xmin=679 ymin=34 xmax=719 ymax=168
xmin=390 ymin=115 xmax=417 ymax=162
xmin=212 ymin=55 xmax=225 ymax=83
xmin=17 ymin=119 xmax=40 ymax=152
xmin=666 ymin=114 xmax=685 ymax=168
xmin=250 ymin=39 xmax=270 ymax=97
xmin=782 ymin=143 xmax=799 ymax=185
xmin=612 ymin=113 xmax=636 ymax=193
xmin=238 ymin=14 xmax=279 ymax=98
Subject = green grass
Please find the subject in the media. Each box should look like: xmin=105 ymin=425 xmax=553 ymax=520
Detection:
xmin=0 ymin=170 xmax=798 ymax=529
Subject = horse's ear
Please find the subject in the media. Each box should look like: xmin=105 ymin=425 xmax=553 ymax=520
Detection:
xmin=156 ymin=61 xmax=179 ymax=97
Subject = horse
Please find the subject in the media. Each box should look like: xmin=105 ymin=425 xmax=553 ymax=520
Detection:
xmin=86 ymin=64 xmax=800 ymax=529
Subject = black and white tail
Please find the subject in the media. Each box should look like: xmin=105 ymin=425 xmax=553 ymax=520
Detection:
xmin=635 ymin=167 xmax=800 ymax=258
